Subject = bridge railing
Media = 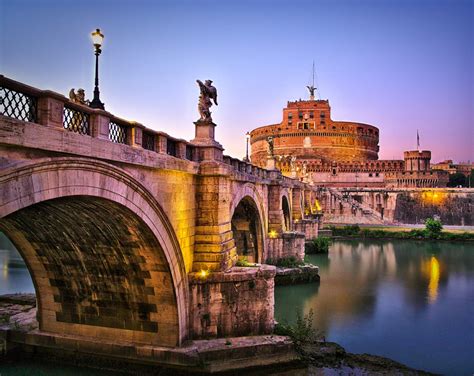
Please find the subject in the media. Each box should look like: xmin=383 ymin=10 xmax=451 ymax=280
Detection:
xmin=0 ymin=77 xmax=40 ymax=123
xmin=0 ymin=75 xmax=198 ymax=162
xmin=222 ymin=155 xmax=268 ymax=179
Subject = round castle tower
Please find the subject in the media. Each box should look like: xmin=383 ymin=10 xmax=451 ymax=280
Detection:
xmin=249 ymin=98 xmax=380 ymax=167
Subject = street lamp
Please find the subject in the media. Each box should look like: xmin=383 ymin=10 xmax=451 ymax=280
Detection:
xmin=245 ymin=131 xmax=250 ymax=161
xmin=89 ymin=28 xmax=105 ymax=110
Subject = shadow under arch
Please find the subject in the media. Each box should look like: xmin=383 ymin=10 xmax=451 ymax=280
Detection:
xmin=282 ymin=194 xmax=291 ymax=231
xmin=0 ymin=157 xmax=188 ymax=346
xmin=230 ymin=195 xmax=265 ymax=264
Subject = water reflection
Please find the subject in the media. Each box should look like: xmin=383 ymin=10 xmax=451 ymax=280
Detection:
xmin=0 ymin=232 xmax=35 ymax=295
xmin=275 ymin=239 xmax=474 ymax=375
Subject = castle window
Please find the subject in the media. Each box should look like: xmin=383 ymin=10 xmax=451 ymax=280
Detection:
xmin=369 ymin=173 xmax=373 ymax=177
xmin=298 ymin=111 xmax=303 ymax=120
xmin=320 ymin=112 xmax=325 ymax=118
xmin=304 ymin=123 xmax=309 ymax=130
xmin=309 ymin=111 xmax=314 ymax=119
xmin=288 ymin=112 xmax=293 ymax=120
xmin=376 ymin=172 xmax=380 ymax=177
xmin=332 ymin=126 xmax=336 ymax=130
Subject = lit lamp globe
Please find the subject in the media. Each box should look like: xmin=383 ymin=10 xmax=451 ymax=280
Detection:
xmin=91 ymin=28 xmax=104 ymax=51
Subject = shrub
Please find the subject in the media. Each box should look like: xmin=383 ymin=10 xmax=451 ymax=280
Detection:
xmin=274 ymin=309 xmax=321 ymax=345
xmin=305 ymin=237 xmax=331 ymax=254
xmin=409 ymin=229 xmax=426 ymax=238
xmin=331 ymin=224 xmax=360 ymax=237
xmin=267 ymin=256 xmax=304 ymax=268
xmin=235 ymin=256 xmax=257 ymax=267
xmin=425 ymin=218 xmax=443 ymax=238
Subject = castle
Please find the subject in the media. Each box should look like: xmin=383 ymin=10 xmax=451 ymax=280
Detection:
xmin=249 ymin=90 xmax=448 ymax=188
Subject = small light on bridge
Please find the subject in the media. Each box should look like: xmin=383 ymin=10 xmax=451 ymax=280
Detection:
xmin=269 ymin=230 xmax=278 ymax=238
xmin=199 ymin=269 xmax=209 ymax=279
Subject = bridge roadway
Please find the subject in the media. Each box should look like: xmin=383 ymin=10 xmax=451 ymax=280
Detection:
xmin=0 ymin=75 xmax=321 ymax=361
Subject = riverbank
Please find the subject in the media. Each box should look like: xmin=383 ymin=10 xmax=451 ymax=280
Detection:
xmin=327 ymin=224 xmax=474 ymax=241
xmin=0 ymin=293 xmax=433 ymax=375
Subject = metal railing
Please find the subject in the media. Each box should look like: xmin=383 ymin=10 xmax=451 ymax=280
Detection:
xmin=0 ymin=86 xmax=37 ymax=122
xmin=109 ymin=121 xmax=128 ymax=144
xmin=142 ymin=131 xmax=155 ymax=151
xmin=63 ymin=106 xmax=90 ymax=135
xmin=167 ymin=139 xmax=177 ymax=157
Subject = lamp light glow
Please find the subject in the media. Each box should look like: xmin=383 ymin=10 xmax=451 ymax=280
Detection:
xmin=91 ymin=28 xmax=104 ymax=48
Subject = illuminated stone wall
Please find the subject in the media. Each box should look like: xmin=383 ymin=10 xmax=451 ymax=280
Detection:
xmin=188 ymin=266 xmax=275 ymax=339
xmin=393 ymin=190 xmax=474 ymax=225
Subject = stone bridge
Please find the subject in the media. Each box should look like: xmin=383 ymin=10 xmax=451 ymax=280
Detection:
xmin=0 ymin=75 xmax=321 ymax=350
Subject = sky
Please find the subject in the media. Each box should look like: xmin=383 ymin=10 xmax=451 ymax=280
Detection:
xmin=1 ymin=0 xmax=472 ymax=163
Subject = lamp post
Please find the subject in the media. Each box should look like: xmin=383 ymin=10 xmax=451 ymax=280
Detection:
xmin=89 ymin=28 xmax=105 ymax=110
xmin=245 ymin=131 xmax=250 ymax=161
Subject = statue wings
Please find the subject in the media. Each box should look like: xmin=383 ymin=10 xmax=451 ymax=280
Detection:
xmin=208 ymin=86 xmax=218 ymax=106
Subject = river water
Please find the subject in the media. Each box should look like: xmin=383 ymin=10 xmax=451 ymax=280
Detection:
xmin=275 ymin=239 xmax=474 ymax=375
xmin=1 ymin=234 xmax=473 ymax=374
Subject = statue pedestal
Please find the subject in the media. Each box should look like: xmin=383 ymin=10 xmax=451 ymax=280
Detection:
xmin=194 ymin=119 xmax=216 ymax=140
xmin=191 ymin=120 xmax=224 ymax=161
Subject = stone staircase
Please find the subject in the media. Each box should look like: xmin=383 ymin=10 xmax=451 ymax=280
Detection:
xmin=326 ymin=188 xmax=386 ymax=224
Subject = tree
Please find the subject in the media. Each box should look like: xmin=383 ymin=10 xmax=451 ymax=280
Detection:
xmin=447 ymin=172 xmax=467 ymax=187
xmin=425 ymin=217 xmax=443 ymax=238
xmin=468 ymin=170 xmax=474 ymax=188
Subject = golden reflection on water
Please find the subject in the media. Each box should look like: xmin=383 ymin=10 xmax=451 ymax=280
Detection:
xmin=421 ymin=255 xmax=440 ymax=303
xmin=2 ymin=262 xmax=8 ymax=279
xmin=427 ymin=256 xmax=440 ymax=303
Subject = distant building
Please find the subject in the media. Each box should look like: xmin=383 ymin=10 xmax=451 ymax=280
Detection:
xmin=431 ymin=160 xmax=474 ymax=176
xmin=249 ymin=92 xmax=448 ymax=188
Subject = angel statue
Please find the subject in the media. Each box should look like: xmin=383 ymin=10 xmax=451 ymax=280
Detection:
xmin=290 ymin=156 xmax=297 ymax=171
xmin=306 ymin=85 xmax=316 ymax=99
xmin=196 ymin=79 xmax=218 ymax=122
xmin=69 ymin=88 xmax=89 ymax=105
xmin=267 ymin=136 xmax=274 ymax=157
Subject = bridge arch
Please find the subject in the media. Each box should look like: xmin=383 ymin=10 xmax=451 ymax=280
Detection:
xmin=230 ymin=184 xmax=267 ymax=264
xmin=0 ymin=158 xmax=188 ymax=346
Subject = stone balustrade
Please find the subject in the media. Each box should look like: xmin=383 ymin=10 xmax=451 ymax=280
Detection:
xmin=0 ymin=75 xmax=198 ymax=162
xmin=222 ymin=154 xmax=269 ymax=180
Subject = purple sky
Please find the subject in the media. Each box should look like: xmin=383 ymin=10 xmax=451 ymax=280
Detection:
xmin=1 ymin=0 xmax=472 ymax=163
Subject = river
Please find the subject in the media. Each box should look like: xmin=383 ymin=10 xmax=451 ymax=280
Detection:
xmin=275 ymin=239 xmax=474 ymax=375
xmin=1 ymin=234 xmax=473 ymax=374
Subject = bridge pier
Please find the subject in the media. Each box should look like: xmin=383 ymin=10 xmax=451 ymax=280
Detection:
xmin=188 ymin=265 xmax=275 ymax=339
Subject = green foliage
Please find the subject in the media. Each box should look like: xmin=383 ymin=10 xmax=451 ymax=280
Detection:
xmin=235 ymin=256 xmax=257 ymax=267
xmin=266 ymin=256 xmax=304 ymax=268
xmin=329 ymin=224 xmax=360 ymax=236
xmin=447 ymin=172 xmax=467 ymax=187
xmin=274 ymin=309 xmax=321 ymax=345
xmin=326 ymin=224 xmax=474 ymax=241
xmin=408 ymin=229 xmax=427 ymax=238
xmin=425 ymin=218 xmax=443 ymax=238
xmin=305 ymin=237 xmax=331 ymax=254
